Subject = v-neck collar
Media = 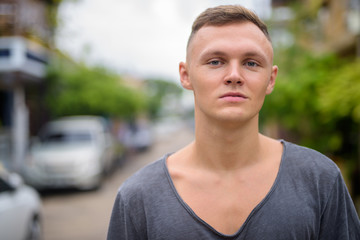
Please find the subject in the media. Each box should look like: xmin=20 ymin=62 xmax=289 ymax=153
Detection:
xmin=162 ymin=140 xmax=287 ymax=238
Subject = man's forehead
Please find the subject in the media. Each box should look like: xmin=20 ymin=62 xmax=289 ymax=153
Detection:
xmin=187 ymin=22 xmax=273 ymax=62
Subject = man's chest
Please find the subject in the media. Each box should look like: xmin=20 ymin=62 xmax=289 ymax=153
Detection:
xmin=171 ymin=172 xmax=279 ymax=235
xmin=140 ymin=186 xmax=319 ymax=240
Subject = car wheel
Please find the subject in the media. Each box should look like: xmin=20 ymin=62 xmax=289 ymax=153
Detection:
xmin=26 ymin=215 xmax=42 ymax=240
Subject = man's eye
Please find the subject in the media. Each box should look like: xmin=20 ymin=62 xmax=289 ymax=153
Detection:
xmin=246 ymin=61 xmax=258 ymax=67
xmin=208 ymin=60 xmax=221 ymax=66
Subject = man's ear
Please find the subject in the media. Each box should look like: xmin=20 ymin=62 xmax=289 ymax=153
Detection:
xmin=179 ymin=62 xmax=193 ymax=90
xmin=266 ymin=65 xmax=278 ymax=95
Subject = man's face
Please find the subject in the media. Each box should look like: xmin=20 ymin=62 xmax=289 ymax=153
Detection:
xmin=179 ymin=22 xmax=278 ymax=124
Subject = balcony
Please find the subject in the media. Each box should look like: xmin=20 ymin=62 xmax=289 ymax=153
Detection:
xmin=0 ymin=36 xmax=48 ymax=85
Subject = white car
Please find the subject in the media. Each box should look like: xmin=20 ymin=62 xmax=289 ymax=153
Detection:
xmin=0 ymin=165 xmax=42 ymax=240
xmin=23 ymin=116 xmax=117 ymax=190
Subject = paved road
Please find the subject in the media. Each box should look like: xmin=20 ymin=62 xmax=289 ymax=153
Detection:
xmin=41 ymin=126 xmax=194 ymax=240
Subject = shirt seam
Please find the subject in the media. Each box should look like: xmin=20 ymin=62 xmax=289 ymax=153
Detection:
xmin=318 ymin=171 xmax=342 ymax=234
xmin=119 ymin=191 xmax=143 ymax=238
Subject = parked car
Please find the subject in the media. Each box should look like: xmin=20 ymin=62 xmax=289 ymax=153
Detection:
xmin=23 ymin=116 xmax=117 ymax=190
xmin=0 ymin=164 xmax=42 ymax=240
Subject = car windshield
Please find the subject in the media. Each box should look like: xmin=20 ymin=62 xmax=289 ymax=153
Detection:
xmin=41 ymin=131 xmax=93 ymax=144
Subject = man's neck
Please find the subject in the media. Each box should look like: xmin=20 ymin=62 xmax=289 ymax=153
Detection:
xmin=190 ymin=114 xmax=263 ymax=172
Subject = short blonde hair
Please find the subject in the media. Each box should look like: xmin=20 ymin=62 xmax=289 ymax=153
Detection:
xmin=187 ymin=5 xmax=271 ymax=48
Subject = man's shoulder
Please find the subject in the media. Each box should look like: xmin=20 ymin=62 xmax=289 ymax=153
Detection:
xmin=282 ymin=140 xmax=341 ymax=179
xmin=117 ymin=154 xmax=169 ymax=200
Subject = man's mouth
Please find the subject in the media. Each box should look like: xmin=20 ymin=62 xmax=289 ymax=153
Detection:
xmin=220 ymin=92 xmax=247 ymax=99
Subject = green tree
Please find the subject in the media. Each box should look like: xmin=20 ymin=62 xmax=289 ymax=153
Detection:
xmin=261 ymin=3 xmax=360 ymax=198
xmin=45 ymin=59 xmax=147 ymax=119
xmin=261 ymin=46 xmax=345 ymax=153
xmin=319 ymin=60 xmax=360 ymax=124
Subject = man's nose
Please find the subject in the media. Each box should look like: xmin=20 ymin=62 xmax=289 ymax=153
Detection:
xmin=224 ymin=62 xmax=243 ymax=85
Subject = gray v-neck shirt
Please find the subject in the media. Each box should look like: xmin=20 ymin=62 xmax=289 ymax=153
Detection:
xmin=107 ymin=141 xmax=360 ymax=239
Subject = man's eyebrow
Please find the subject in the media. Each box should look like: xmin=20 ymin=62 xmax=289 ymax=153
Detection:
xmin=199 ymin=50 xmax=228 ymax=59
xmin=200 ymin=49 xmax=267 ymax=58
xmin=242 ymin=51 xmax=267 ymax=60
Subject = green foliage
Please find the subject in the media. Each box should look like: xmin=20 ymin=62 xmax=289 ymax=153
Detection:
xmin=318 ymin=60 xmax=360 ymax=123
xmin=261 ymin=2 xmax=360 ymax=165
xmin=261 ymin=45 xmax=360 ymax=158
xmin=45 ymin=60 xmax=147 ymax=119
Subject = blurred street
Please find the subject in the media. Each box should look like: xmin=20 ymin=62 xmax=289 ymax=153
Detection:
xmin=1 ymin=1 xmax=359 ymax=239
xmin=41 ymin=125 xmax=194 ymax=240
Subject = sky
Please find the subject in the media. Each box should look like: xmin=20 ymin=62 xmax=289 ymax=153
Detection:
xmin=55 ymin=0 xmax=271 ymax=82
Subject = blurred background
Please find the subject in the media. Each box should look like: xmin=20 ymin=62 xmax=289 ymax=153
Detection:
xmin=0 ymin=0 xmax=359 ymax=239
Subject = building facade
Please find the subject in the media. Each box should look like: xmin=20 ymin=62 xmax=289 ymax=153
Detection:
xmin=0 ymin=0 xmax=57 ymax=171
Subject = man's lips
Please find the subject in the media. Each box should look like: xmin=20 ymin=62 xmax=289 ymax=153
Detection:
xmin=219 ymin=92 xmax=248 ymax=103
xmin=220 ymin=92 xmax=248 ymax=99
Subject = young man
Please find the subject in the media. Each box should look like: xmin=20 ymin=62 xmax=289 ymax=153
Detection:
xmin=107 ymin=5 xmax=360 ymax=239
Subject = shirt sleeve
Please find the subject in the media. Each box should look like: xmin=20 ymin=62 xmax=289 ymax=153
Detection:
xmin=107 ymin=192 xmax=142 ymax=240
xmin=319 ymin=173 xmax=360 ymax=239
